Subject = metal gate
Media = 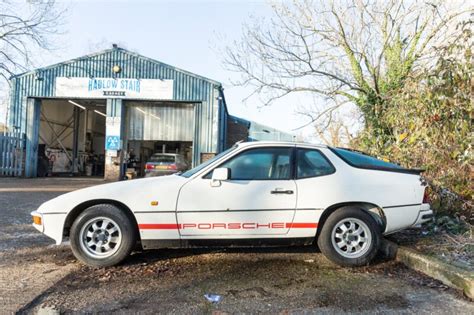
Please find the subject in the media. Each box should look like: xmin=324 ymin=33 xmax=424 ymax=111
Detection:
xmin=0 ymin=132 xmax=24 ymax=176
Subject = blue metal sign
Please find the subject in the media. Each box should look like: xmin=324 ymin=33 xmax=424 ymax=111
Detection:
xmin=105 ymin=136 xmax=121 ymax=150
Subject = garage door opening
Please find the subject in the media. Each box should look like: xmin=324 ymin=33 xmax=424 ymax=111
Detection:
xmin=124 ymin=101 xmax=195 ymax=178
xmin=38 ymin=98 xmax=106 ymax=177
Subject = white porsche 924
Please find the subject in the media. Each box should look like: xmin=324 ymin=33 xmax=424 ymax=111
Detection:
xmin=31 ymin=141 xmax=433 ymax=267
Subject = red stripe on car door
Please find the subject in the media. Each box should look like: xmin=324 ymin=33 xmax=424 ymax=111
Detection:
xmin=286 ymin=222 xmax=318 ymax=228
xmin=138 ymin=223 xmax=181 ymax=230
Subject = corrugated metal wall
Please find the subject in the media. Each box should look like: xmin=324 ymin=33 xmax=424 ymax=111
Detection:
xmin=9 ymin=47 xmax=227 ymax=164
xmin=227 ymin=115 xmax=294 ymax=142
xmin=127 ymin=102 xmax=195 ymax=141
xmin=248 ymin=121 xmax=294 ymax=142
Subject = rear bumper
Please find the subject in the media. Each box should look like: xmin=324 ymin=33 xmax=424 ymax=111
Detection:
xmin=383 ymin=203 xmax=434 ymax=234
xmin=412 ymin=203 xmax=434 ymax=226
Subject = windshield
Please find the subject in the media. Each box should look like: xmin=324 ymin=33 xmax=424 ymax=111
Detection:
xmin=179 ymin=146 xmax=237 ymax=178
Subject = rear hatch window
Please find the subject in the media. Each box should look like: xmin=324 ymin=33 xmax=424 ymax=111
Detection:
xmin=149 ymin=155 xmax=175 ymax=164
xmin=330 ymin=147 xmax=422 ymax=174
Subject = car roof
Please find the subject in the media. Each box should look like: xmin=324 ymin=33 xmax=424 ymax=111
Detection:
xmin=235 ymin=141 xmax=328 ymax=149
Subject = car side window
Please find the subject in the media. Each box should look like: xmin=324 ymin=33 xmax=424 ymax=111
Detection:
xmin=206 ymin=147 xmax=292 ymax=180
xmin=296 ymin=149 xmax=335 ymax=179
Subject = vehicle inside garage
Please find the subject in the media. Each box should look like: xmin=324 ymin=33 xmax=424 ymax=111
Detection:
xmin=125 ymin=101 xmax=194 ymax=178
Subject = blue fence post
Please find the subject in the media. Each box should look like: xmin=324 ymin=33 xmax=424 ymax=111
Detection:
xmin=25 ymin=98 xmax=41 ymax=177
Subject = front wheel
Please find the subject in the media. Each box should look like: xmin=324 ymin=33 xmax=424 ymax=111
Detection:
xmin=317 ymin=207 xmax=381 ymax=267
xmin=70 ymin=204 xmax=137 ymax=267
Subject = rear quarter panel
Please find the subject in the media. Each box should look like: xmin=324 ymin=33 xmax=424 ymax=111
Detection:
xmin=295 ymin=148 xmax=423 ymax=234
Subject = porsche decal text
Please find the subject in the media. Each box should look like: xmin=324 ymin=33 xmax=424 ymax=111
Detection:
xmin=138 ymin=222 xmax=318 ymax=230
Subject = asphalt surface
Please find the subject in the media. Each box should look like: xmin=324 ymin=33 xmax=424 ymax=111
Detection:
xmin=0 ymin=178 xmax=105 ymax=251
xmin=0 ymin=177 xmax=472 ymax=314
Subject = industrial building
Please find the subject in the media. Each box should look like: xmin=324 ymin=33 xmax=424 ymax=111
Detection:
xmin=2 ymin=46 xmax=292 ymax=180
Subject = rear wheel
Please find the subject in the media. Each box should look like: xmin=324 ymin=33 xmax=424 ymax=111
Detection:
xmin=70 ymin=204 xmax=137 ymax=267
xmin=317 ymin=207 xmax=381 ymax=267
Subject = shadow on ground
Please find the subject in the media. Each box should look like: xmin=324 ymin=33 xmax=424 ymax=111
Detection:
xmin=20 ymin=245 xmax=473 ymax=314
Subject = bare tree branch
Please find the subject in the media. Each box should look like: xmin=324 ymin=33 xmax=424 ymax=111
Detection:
xmin=0 ymin=0 xmax=65 ymax=84
xmin=223 ymin=0 xmax=471 ymax=131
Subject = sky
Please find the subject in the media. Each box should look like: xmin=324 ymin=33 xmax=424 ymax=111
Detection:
xmin=1 ymin=0 xmax=319 ymax=137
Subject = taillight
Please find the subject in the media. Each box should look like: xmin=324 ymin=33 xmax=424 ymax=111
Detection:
xmin=422 ymin=189 xmax=430 ymax=204
xmin=145 ymin=164 xmax=154 ymax=170
xmin=167 ymin=164 xmax=177 ymax=170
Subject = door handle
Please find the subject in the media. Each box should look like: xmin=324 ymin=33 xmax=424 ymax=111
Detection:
xmin=271 ymin=189 xmax=294 ymax=195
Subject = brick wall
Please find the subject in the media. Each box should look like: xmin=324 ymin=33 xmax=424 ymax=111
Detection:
xmin=226 ymin=119 xmax=249 ymax=148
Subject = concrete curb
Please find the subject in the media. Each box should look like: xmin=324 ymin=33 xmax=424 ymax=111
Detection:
xmin=383 ymin=240 xmax=474 ymax=299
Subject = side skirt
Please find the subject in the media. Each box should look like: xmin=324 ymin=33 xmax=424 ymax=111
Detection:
xmin=141 ymin=237 xmax=315 ymax=250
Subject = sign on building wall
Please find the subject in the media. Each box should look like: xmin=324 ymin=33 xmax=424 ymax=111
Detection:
xmin=55 ymin=77 xmax=174 ymax=100
xmin=105 ymin=137 xmax=120 ymax=150
xmin=105 ymin=117 xmax=121 ymax=151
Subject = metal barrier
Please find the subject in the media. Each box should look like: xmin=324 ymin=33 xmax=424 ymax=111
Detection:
xmin=0 ymin=132 xmax=24 ymax=176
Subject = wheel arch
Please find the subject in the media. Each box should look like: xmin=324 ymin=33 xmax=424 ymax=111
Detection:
xmin=316 ymin=202 xmax=386 ymax=240
xmin=63 ymin=199 xmax=140 ymax=241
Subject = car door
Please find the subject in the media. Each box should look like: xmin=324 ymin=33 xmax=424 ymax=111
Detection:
xmin=176 ymin=146 xmax=297 ymax=237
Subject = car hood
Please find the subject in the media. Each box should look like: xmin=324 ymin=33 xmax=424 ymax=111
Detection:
xmin=37 ymin=175 xmax=189 ymax=214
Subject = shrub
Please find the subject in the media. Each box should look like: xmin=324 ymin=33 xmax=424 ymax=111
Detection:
xmin=354 ymin=25 xmax=472 ymax=220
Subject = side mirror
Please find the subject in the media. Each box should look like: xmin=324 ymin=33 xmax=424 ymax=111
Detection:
xmin=211 ymin=168 xmax=230 ymax=186
xmin=212 ymin=168 xmax=230 ymax=181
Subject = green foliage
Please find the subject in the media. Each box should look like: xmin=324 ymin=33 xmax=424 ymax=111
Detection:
xmin=353 ymin=26 xmax=428 ymax=144
xmin=354 ymin=25 xmax=473 ymax=218
xmin=429 ymin=215 xmax=471 ymax=235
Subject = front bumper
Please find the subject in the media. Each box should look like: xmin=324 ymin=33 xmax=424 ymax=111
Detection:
xmin=31 ymin=211 xmax=44 ymax=233
xmin=412 ymin=203 xmax=434 ymax=226
xmin=31 ymin=210 xmax=67 ymax=245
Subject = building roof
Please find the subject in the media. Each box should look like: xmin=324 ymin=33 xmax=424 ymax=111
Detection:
xmin=11 ymin=46 xmax=223 ymax=86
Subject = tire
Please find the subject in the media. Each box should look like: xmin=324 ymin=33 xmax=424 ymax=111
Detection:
xmin=70 ymin=204 xmax=137 ymax=267
xmin=317 ymin=207 xmax=381 ymax=267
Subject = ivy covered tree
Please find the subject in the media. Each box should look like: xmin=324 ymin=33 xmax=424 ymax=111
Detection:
xmin=355 ymin=24 xmax=472 ymax=217
xmin=225 ymin=0 xmax=472 ymax=216
xmin=224 ymin=0 xmax=471 ymax=146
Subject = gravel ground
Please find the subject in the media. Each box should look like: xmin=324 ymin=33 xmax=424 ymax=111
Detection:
xmin=24 ymin=248 xmax=474 ymax=314
xmin=0 ymin=177 xmax=105 ymax=252
xmin=0 ymin=178 xmax=103 ymax=314
xmin=0 ymin=177 xmax=473 ymax=314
